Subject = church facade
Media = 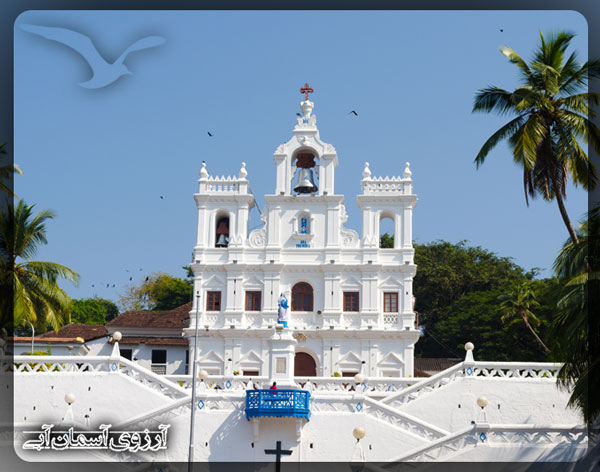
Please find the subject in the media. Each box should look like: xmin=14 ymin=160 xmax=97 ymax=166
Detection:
xmin=186 ymin=91 xmax=419 ymax=379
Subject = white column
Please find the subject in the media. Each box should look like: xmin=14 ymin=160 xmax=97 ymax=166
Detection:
xmin=237 ymin=203 xmax=249 ymax=245
xmin=268 ymin=329 xmax=298 ymax=388
xmin=267 ymin=206 xmax=281 ymax=248
xmin=326 ymin=206 xmax=339 ymax=247
xmin=361 ymin=207 xmax=371 ymax=245
xmin=402 ymin=204 xmax=412 ymax=249
xmin=274 ymin=155 xmax=286 ymax=194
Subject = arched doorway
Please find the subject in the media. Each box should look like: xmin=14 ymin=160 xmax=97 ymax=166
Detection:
xmin=294 ymin=352 xmax=317 ymax=376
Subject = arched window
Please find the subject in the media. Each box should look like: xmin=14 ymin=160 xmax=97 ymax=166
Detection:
xmin=292 ymin=282 xmax=313 ymax=312
xmin=215 ymin=215 xmax=230 ymax=248
xmin=379 ymin=214 xmax=395 ymax=248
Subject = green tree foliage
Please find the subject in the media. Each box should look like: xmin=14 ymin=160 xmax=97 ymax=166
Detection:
xmin=433 ymin=287 xmax=553 ymax=362
xmin=70 ymin=297 xmax=118 ymax=325
xmin=380 ymin=233 xmax=394 ymax=249
xmin=96 ymin=298 xmax=119 ymax=321
xmin=473 ymin=31 xmax=600 ymax=244
xmin=0 ymin=142 xmax=23 ymax=198
xmin=411 ymin=240 xmax=551 ymax=359
xmin=119 ymin=271 xmax=192 ymax=312
xmin=0 ymin=201 xmax=79 ymax=333
xmin=551 ymin=208 xmax=599 ymax=424
xmin=497 ymin=281 xmax=550 ymax=353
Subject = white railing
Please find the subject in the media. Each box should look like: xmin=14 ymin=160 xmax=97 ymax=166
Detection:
xmin=115 ymin=392 xmax=244 ymax=431
xmin=363 ymin=397 xmax=449 ymax=441
xmin=164 ymin=375 xmax=269 ymax=390
xmin=11 ymin=355 xmax=189 ymax=401
xmin=199 ymin=175 xmax=249 ymax=195
xmin=117 ymin=357 xmax=189 ymax=400
xmin=361 ymin=176 xmax=411 ymax=195
xmin=381 ymin=362 xmax=466 ymax=408
xmin=9 ymin=355 xmax=113 ymax=373
xmin=150 ymin=363 xmax=167 ymax=375
xmin=380 ymin=361 xmax=564 ymax=408
xmin=472 ymin=362 xmax=561 ymax=380
xmin=164 ymin=374 xmax=416 ymax=396
xmin=390 ymin=424 xmax=588 ymax=462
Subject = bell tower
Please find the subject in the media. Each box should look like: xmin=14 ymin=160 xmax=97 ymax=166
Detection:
xmin=273 ymin=84 xmax=338 ymax=197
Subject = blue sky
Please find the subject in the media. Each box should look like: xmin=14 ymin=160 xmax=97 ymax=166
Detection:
xmin=14 ymin=10 xmax=589 ymax=305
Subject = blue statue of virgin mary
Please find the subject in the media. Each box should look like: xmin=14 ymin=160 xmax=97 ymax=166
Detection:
xmin=277 ymin=294 xmax=289 ymax=328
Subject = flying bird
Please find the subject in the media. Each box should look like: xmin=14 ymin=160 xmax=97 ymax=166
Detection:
xmin=160 ymin=196 xmax=164 ymax=199
xmin=500 ymin=29 xmax=504 ymax=32
xmin=106 ymin=283 xmax=109 ymax=288
xmin=296 ymin=113 xmax=302 ymax=117
xmin=348 ymin=110 xmax=358 ymax=116
xmin=20 ymin=23 xmax=165 ymax=89
xmin=129 ymin=277 xmax=133 ymax=281
xmin=207 ymin=131 xmax=213 ymax=137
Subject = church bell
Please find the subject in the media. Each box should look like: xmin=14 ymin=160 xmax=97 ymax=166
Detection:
xmin=215 ymin=219 xmax=229 ymax=248
xmin=294 ymin=168 xmax=318 ymax=194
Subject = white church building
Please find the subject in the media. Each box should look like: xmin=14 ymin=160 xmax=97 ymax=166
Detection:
xmin=4 ymin=88 xmax=589 ymax=464
xmin=187 ymin=89 xmax=419 ymax=380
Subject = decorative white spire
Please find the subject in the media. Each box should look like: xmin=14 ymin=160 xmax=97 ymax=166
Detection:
xmin=199 ymin=162 xmax=209 ymax=179
xmin=362 ymin=162 xmax=371 ymax=179
xmin=300 ymin=100 xmax=314 ymax=118
xmin=403 ymin=162 xmax=412 ymax=179
xmin=238 ymin=162 xmax=248 ymax=179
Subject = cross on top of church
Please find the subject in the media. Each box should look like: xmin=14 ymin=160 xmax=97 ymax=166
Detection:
xmin=300 ymin=83 xmax=314 ymax=101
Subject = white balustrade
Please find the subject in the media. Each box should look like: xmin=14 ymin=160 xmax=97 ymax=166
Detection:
xmin=363 ymin=398 xmax=449 ymax=441
xmin=381 ymin=363 xmax=466 ymax=408
xmin=390 ymin=424 xmax=588 ymax=462
xmin=361 ymin=176 xmax=410 ymax=195
xmin=11 ymin=355 xmax=189 ymax=401
xmin=163 ymin=374 xmax=415 ymax=395
xmin=472 ymin=362 xmax=561 ymax=380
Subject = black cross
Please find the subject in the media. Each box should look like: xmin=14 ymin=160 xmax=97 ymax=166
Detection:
xmin=264 ymin=441 xmax=292 ymax=472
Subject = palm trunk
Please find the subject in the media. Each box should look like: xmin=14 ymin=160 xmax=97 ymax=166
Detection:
xmin=522 ymin=313 xmax=550 ymax=353
xmin=552 ymin=175 xmax=579 ymax=245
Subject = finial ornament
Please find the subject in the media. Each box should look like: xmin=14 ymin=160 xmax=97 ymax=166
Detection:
xmin=300 ymin=82 xmax=314 ymax=101
xmin=362 ymin=162 xmax=371 ymax=179
xmin=239 ymin=162 xmax=248 ymax=179
xmin=199 ymin=162 xmax=209 ymax=179
xmin=403 ymin=162 xmax=412 ymax=179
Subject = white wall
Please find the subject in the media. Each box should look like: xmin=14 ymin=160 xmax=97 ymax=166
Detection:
xmin=401 ymin=377 xmax=582 ymax=432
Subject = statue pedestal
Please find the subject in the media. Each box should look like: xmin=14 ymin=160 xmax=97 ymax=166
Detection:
xmin=268 ymin=327 xmax=298 ymax=388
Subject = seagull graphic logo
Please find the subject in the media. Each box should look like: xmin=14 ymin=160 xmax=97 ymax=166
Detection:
xmin=20 ymin=24 xmax=166 ymax=89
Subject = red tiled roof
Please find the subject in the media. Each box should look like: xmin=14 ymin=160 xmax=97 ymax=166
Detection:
xmin=414 ymin=358 xmax=462 ymax=373
xmin=9 ymin=336 xmax=80 ymax=344
xmin=37 ymin=323 xmax=108 ymax=342
xmin=413 ymin=368 xmax=431 ymax=378
xmin=106 ymin=302 xmax=191 ymax=329
xmin=115 ymin=336 xmax=188 ymax=346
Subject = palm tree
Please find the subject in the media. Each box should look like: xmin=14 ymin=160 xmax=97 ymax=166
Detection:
xmin=473 ymin=30 xmax=600 ymax=244
xmin=0 ymin=142 xmax=23 ymax=197
xmin=498 ymin=281 xmax=550 ymax=353
xmin=0 ymin=200 xmax=79 ymax=332
xmin=551 ymin=207 xmax=599 ymax=424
